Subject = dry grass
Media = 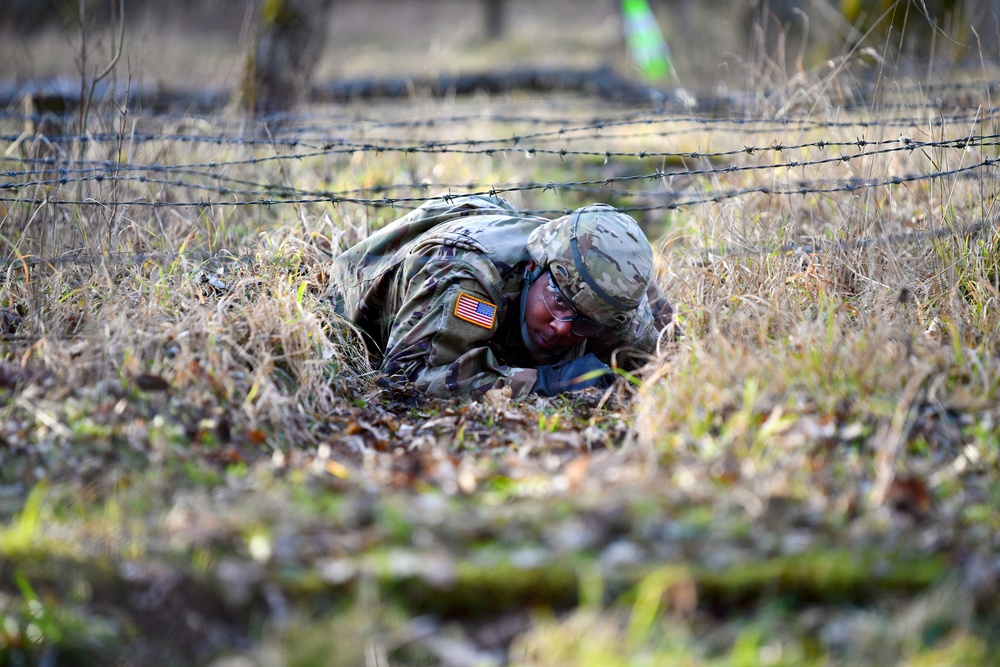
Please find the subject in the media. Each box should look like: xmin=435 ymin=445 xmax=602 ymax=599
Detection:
xmin=2 ymin=14 xmax=1000 ymax=665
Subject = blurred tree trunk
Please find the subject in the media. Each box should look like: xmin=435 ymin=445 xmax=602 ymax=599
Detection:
xmin=241 ymin=0 xmax=335 ymax=116
xmin=484 ymin=0 xmax=506 ymax=39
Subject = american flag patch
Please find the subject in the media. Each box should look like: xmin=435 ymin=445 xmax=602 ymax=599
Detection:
xmin=454 ymin=292 xmax=497 ymax=329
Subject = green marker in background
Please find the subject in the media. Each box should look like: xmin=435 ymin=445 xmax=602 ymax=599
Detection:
xmin=622 ymin=0 xmax=675 ymax=81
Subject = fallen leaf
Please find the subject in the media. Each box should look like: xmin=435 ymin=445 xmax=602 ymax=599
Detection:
xmin=326 ymin=460 xmax=349 ymax=478
xmin=483 ymin=385 xmax=512 ymax=410
xmin=135 ymin=373 xmax=171 ymax=392
xmin=458 ymin=465 xmax=477 ymax=495
xmin=543 ymin=431 xmax=582 ymax=449
xmin=885 ymin=474 xmax=932 ymax=517
xmin=563 ymin=455 xmax=590 ymax=492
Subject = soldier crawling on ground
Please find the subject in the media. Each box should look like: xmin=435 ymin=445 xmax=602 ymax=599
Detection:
xmin=326 ymin=195 xmax=677 ymax=398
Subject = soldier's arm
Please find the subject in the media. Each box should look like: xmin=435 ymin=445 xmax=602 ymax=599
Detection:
xmin=586 ymin=280 xmax=678 ymax=366
xmin=381 ymin=262 xmax=537 ymax=398
xmin=645 ymin=279 xmax=679 ymax=341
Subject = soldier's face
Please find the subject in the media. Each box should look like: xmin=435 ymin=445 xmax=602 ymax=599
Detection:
xmin=523 ymin=270 xmax=588 ymax=354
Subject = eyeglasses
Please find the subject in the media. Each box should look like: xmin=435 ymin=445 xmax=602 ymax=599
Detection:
xmin=541 ymin=271 xmax=606 ymax=337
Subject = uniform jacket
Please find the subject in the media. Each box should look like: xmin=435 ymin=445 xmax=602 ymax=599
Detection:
xmin=328 ymin=195 xmax=672 ymax=398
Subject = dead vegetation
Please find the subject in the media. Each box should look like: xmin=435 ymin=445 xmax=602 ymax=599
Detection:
xmin=2 ymin=10 xmax=1000 ymax=663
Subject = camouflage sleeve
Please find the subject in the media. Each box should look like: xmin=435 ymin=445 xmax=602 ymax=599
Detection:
xmin=381 ymin=260 xmax=537 ymax=398
xmin=587 ymin=280 xmax=677 ymax=365
xmin=631 ymin=279 xmax=679 ymax=352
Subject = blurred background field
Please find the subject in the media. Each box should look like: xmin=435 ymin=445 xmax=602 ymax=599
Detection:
xmin=6 ymin=0 xmax=1000 ymax=94
xmin=2 ymin=1 xmax=1000 ymax=666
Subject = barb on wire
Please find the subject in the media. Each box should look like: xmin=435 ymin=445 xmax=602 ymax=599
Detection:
xmin=4 ymin=131 xmax=999 ymax=200
xmin=3 ymin=104 xmax=999 ymax=157
xmin=5 ymin=81 xmax=1000 ymax=279
xmin=2 ymin=140 xmax=997 ymax=213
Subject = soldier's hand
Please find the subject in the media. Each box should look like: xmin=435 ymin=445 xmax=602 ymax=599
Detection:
xmin=531 ymin=353 xmax=612 ymax=396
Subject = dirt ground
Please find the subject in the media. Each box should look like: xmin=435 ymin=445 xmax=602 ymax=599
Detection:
xmin=5 ymin=3 xmax=999 ymax=665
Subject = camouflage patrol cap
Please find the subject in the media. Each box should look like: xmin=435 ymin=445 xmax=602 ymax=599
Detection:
xmin=526 ymin=204 xmax=653 ymax=326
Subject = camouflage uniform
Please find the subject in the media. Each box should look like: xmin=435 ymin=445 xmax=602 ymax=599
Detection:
xmin=327 ymin=194 xmax=673 ymax=398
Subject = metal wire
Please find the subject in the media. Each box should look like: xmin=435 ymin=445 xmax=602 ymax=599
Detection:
xmin=3 ymin=84 xmax=998 ymax=269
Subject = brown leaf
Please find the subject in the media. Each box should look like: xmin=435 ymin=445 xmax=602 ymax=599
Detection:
xmin=135 ymin=373 xmax=171 ymax=392
xmin=218 ymin=445 xmax=244 ymax=464
xmin=457 ymin=465 xmax=478 ymax=495
xmin=67 ymin=340 xmax=88 ymax=358
xmin=543 ymin=431 xmax=582 ymax=450
xmin=343 ymin=420 xmax=390 ymax=448
xmin=885 ymin=474 xmax=932 ymax=517
xmin=500 ymin=409 xmax=528 ymax=423
xmin=563 ymin=455 xmax=590 ymax=492
xmin=483 ymin=385 xmax=512 ymax=409
xmin=380 ymin=414 xmax=400 ymax=433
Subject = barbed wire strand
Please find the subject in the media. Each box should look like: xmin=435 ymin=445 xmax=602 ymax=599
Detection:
xmin=4 ymin=88 xmax=999 ymax=272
